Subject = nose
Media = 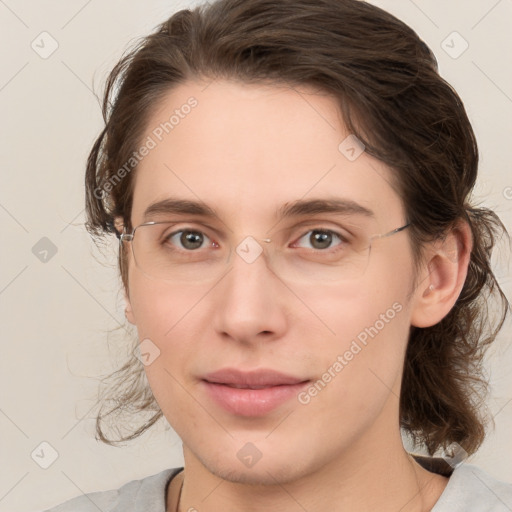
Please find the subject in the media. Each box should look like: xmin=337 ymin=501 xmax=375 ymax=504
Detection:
xmin=211 ymin=243 xmax=289 ymax=346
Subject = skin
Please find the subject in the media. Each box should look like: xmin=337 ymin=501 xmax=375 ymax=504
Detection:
xmin=122 ymin=79 xmax=472 ymax=512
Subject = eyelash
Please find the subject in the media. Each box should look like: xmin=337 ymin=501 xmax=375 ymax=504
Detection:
xmin=164 ymin=227 xmax=347 ymax=252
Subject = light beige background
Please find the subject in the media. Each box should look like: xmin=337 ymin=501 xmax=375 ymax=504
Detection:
xmin=0 ymin=1 xmax=511 ymax=511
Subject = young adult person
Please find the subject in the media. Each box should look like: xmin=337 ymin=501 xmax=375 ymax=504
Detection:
xmin=46 ymin=0 xmax=512 ymax=510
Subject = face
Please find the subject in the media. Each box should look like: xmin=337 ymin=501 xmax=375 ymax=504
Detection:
xmin=124 ymin=79 xmax=421 ymax=484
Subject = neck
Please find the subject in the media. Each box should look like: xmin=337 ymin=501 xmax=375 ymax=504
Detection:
xmin=170 ymin=431 xmax=448 ymax=512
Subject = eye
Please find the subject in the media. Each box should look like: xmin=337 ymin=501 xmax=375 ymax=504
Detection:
xmin=166 ymin=229 xmax=216 ymax=251
xmin=293 ymin=229 xmax=345 ymax=250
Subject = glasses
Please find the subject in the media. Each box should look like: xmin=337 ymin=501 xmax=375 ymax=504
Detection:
xmin=119 ymin=219 xmax=411 ymax=284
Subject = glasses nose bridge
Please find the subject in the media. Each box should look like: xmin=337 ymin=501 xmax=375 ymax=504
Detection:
xmin=232 ymin=235 xmax=275 ymax=267
xmin=220 ymin=235 xmax=286 ymax=285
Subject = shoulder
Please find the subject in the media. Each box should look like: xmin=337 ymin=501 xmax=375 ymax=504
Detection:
xmin=433 ymin=462 xmax=512 ymax=511
xmin=43 ymin=467 xmax=183 ymax=512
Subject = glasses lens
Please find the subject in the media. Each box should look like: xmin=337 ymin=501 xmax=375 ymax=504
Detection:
xmin=264 ymin=232 xmax=371 ymax=283
xmin=131 ymin=223 xmax=223 ymax=283
xmin=130 ymin=222 xmax=376 ymax=284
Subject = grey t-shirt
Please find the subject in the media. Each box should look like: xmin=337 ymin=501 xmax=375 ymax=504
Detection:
xmin=44 ymin=457 xmax=512 ymax=511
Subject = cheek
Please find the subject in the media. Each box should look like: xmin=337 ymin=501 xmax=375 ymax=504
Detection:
xmin=126 ymin=273 xmax=217 ymax=373
xmin=126 ymin=277 xmax=209 ymax=418
xmin=302 ymin=253 xmax=414 ymax=401
xmin=298 ymin=292 xmax=411 ymax=442
xmin=319 ymin=286 xmax=409 ymax=386
xmin=127 ymin=265 xmax=208 ymax=339
xmin=299 ymin=275 xmax=410 ymax=349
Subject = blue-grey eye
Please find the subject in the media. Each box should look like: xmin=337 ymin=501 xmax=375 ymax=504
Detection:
xmin=295 ymin=229 xmax=343 ymax=250
xmin=169 ymin=230 xmax=209 ymax=250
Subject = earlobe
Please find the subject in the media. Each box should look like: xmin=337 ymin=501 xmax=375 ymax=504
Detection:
xmin=410 ymin=221 xmax=472 ymax=328
xmin=125 ymin=295 xmax=136 ymax=325
xmin=114 ymin=216 xmax=125 ymax=236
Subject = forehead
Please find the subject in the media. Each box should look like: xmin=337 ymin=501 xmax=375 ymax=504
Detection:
xmin=130 ymin=79 xmax=404 ymax=229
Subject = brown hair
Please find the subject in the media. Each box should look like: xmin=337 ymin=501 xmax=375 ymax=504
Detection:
xmin=85 ymin=0 xmax=510 ymax=455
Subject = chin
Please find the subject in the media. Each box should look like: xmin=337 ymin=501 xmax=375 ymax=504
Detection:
xmin=196 ymin=450 xmax=312 ymax=486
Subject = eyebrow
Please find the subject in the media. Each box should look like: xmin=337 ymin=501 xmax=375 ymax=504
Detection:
xmin=142 ymin=197 xmax=375 ymax=222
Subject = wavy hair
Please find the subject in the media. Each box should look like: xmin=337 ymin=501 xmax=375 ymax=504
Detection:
xmin=85 ymin=0 xmax=510 ymax=454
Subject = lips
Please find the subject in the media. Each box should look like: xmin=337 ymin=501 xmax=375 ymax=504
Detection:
xmin=201 ymin=368 xmax=310 ymax=416
xmin=223 ymin=384 xmax=272 ymax=389
xmin=202 ymin=368 xmax=307 ymax=387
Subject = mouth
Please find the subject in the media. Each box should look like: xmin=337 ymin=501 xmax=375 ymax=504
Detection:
xmin=210 ymin=383 xmax=286 ymax=389
xmin=202 ymin=367 xmax=308 ymax=386
xmin=200 ymin=368 xmax=310 ymax=416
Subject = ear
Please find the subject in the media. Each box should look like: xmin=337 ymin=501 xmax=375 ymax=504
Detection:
xmin=114 ymin=216 xmax=125 ymax=237
xmin=410 ymin=219 xmax=473 ymax=328
xmin=116 ymin=215 xmax=135 ymax=325
xmin=124 ymin=291 xmax=136 ymax=325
